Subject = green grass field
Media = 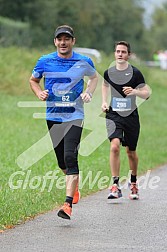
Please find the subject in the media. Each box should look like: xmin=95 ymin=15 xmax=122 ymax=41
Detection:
xmin=0 ymin=47 xmax=167 ymax=230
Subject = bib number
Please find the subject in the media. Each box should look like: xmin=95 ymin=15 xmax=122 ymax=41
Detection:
xmin=112 ymin=97 xmax=131 ymax=111
xmin=55 ymin=91 xmax=76 ymax=107
xmin=62 ymin=95 xmax=70 ymax=102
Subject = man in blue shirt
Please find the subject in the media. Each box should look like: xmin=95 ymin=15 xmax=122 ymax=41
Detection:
xmin=29 ymin=25 xmax=98 ymax=219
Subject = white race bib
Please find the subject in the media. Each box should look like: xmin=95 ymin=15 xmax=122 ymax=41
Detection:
xmin=112 ymin=97 xmax=131 ymax=111
xmin=54 ymin=90 xmax=76 ymax=107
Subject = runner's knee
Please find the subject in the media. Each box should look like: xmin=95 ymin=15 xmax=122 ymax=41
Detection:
xmin=111 ymin=143 xmax=120 ymax=154
xmin=64 ymin=151 xmax=79 ymax=175
xmin=126 ymin=149 xmax=138 ymax=160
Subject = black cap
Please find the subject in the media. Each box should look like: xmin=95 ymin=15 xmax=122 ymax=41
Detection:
xmin=54 ymin=27 xmax=74 ymax=38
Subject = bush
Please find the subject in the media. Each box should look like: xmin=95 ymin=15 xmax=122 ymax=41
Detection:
xmin=0 ymin=16 xmax=31 ymax=47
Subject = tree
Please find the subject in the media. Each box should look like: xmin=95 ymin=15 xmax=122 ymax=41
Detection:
xmin=0 ymin=0 xmax=33 ymax=21
xmin=0 ymin=0 xmax=149 ymax=58
xmin=149 ymin=3 xmax=167 ymax=53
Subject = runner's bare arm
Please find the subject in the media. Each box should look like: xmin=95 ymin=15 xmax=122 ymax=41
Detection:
xmin=101 ymin=81 xmax=110 ymax=112
xmin=29 ymin=75 xmax=49 ymax=101
xmin=123 ymin=84 xmax=151 ymax=100
xmin=81 ymin=73 xmax=98 ymax=103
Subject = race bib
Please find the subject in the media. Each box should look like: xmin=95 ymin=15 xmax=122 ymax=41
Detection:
xmin=112 ymin=97 xmax=131 ymax=111
xmin=54 ymin=90 xmax=77 ymax=107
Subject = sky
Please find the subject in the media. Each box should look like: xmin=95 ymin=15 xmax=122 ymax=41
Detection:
xmin=141 ymin=0 xmax=167 ymax=27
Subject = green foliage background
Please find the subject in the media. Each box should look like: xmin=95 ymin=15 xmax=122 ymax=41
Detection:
xmin=1 ymin=0 xmax=167 ymax=58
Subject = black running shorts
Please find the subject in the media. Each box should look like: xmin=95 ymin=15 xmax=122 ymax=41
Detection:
xmin=106 ymin=107 xmax=140 ymax=151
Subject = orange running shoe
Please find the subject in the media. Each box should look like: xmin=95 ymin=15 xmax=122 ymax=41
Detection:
xmin=129 ymin=182 xmax=139 ymax=200
xmin=107 ymin=184 xmax=122 ymax=202
xmin=57 ymin=202 xmax=72 ymax=219
xmin=72 ymin=184 xmax=80 ymax=204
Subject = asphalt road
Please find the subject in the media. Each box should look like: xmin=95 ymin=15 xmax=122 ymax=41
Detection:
xmin=1 ymin=165 xmax=167 ymax=252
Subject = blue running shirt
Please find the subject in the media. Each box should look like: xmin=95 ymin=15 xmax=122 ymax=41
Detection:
xmin=32 ymin=51 xmax=96 ymax=122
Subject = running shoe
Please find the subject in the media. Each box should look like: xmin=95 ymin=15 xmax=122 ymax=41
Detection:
xmin=72 ymin=183 xmax=80 ymax=204
xmin=57 ymin=202 xmax=72 ymax=219
xmin=129 ymin=182 xmax=139 ymax=200
xmin=108 ymin=184 xmax=122 ymax=201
